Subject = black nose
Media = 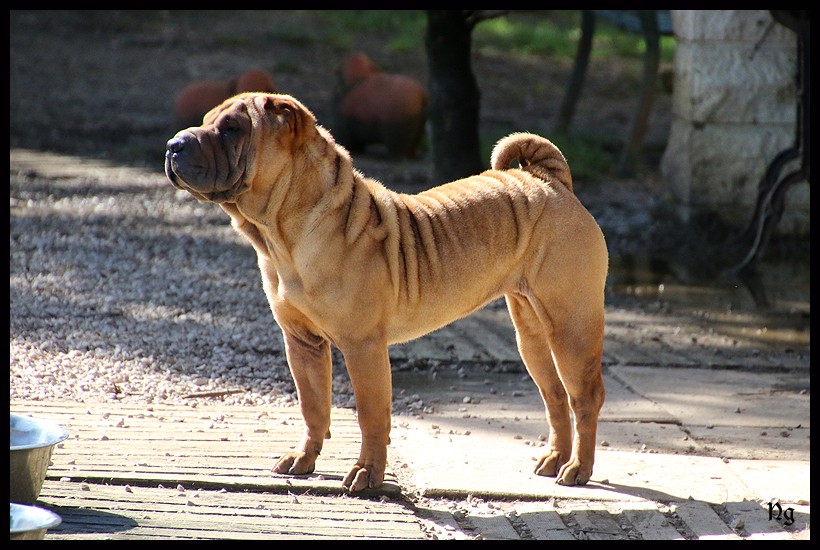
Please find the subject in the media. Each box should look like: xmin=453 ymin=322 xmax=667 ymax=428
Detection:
xmin=166 ymin=136 xmax=185 ymax=154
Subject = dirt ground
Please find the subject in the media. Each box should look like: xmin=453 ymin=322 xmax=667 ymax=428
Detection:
xmin=10 ymin=10 xmax=675 ymax=251
xmin=10 ymin=10 xmax=672 ymax=169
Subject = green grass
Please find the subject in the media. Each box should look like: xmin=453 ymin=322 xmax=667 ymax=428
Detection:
xmin=473 ymin=11 xmax=676 ymax=63
xmin=266 ymin=11 xmax=427 ymax=52
xmin=473 ymin=12 xmax=581 ymax=58
xmin=288 ymin=10 xmax=675 ymax=63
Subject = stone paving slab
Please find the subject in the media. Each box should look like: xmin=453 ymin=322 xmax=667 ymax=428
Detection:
xmin=389 ymin=415 xmax=810 ymax=506
xmin=611 ymin=365 xmax=810 ymax=428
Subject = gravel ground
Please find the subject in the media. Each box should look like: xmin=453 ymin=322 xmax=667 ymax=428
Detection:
xmin=9 ymin=156 xmax=309 ymax=408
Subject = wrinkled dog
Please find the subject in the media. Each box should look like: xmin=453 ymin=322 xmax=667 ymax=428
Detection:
xmin=165 ymin=93 xmax=608 ymax=492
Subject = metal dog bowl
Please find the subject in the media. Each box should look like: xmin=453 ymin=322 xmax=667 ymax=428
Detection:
xmin=10 ymin=503 xmax=62 ymax=540
xmin=10 ymin=414 xmax=68 ymax=504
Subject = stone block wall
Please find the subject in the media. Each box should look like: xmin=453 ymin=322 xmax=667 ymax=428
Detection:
xmin=661 ymin=10 xmax=809 ymax=237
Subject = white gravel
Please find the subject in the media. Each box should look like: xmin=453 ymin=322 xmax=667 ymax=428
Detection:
xmin=9 ymin=157 xmax=363 ymax=409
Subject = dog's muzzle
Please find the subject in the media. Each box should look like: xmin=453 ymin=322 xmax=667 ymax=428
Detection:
xmin=165 ymin=130 xmax=244 ymax=202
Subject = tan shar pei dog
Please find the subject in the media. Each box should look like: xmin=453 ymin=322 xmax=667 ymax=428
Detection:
xmin=165 ymin=93 xmax=608 ymax=492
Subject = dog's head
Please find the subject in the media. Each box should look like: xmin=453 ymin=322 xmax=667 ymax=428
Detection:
xmin=165 ymin=93 xmax=316 ymax=203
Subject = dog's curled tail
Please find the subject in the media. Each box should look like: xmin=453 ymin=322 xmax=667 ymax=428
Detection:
xmin=491 ymin=132 xmax=573 ymax=193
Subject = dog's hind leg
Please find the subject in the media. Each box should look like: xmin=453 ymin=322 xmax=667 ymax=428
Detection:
xmin=506 ymin=293 xmax=573 ymax=478
xmin=272 ymin=327 xmax=333 ymax=477
xmin=506 ymin=291 xmax=606 ymax=486
xmin=549 ymin=317 xmax=605 ymax=486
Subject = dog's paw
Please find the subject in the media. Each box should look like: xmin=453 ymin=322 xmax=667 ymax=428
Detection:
xmin=342 ymin=464 xmax=384 ymax=492
xmin=533 ymin=450 xmax=567 ymax=477
xmin=555 ymin=459 xmax=592 ymax=486
xmin=272 ymin=452 xmax=316 ymax=476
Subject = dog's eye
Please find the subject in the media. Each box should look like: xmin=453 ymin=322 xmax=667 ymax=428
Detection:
xmin=220 ymin=123 xmax=241 ymax=139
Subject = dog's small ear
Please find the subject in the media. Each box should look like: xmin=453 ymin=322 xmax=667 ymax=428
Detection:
xmin=261 ymin=95 xmax=317 ymax=140
xmin=262 ymin=96 xmax=296 ymax=128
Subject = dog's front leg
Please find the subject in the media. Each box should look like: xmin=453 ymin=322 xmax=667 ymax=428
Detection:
xmin=338 ymin=340 xmax=392 ymax=492
xmin=272 ymin=327 xmax=332 ymax=477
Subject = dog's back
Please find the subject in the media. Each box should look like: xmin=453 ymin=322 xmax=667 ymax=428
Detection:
xmin=350 ymin=133 xmax=604 ymax=344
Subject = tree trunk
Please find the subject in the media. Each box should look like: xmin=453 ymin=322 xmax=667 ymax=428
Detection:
xmin=425 ymin=11 xmax=483 ymax=183
xmin=616 ymin=10 xmax=660 ymax=177
xmin=554 ymin=10 xmax=595 ymax=134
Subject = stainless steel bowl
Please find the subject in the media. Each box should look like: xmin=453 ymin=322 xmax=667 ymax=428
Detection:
xmin=10 ymin=503 xmax=62 ymax=540
xmin=10 ymin=414 xmax=69 ymax=504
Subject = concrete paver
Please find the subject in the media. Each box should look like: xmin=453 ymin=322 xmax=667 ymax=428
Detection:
xmin=611 ymin=366 xmax=810 ymax=429
xmin=386 ymin=327 xmax=810 ymax=540
xmin=390 ymin=415 xmax=808 ymax=505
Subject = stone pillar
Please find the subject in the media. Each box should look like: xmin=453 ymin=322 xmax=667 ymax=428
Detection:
xmin=661 ymin=10 xmax=809 ymax=237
